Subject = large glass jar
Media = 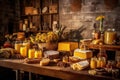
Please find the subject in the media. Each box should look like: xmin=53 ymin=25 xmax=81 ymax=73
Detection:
xmin=104 ymin=28 xmax=117 ymax=45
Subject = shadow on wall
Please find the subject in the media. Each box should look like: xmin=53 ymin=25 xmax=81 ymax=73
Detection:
xmin=0 ymin=32 xmax=6 ymax=46
xmin=114 ymin=17 xmax=120 ymax=34
xmin=8 ymin=19 xmax=14 ymax=34
xmin=63 ymin=26 xmax=86 ymax=42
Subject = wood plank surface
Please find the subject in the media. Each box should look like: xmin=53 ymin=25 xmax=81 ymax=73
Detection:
xmin=0 ymin=59 xmax=118 ymax=80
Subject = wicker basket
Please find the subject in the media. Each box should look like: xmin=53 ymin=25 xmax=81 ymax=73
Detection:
xmin=38 ymin=42 xmax=58 ymax=50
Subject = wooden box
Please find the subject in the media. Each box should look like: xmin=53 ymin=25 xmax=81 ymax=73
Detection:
xmin=49 ymin=4 xmax=58 ymax=13
xmin=25 ymin=7 xmax=33 ymax=15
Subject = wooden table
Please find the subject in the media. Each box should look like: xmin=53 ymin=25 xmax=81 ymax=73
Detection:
xmin=0 ymin=59 xmax=119 ymax=80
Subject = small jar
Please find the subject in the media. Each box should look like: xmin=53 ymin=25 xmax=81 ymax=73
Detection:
xmin=28 ymin=48 xmax=35 ymax=58
xmin=62 ymin=56 xmax=69 ymax=63
xmin=90 ymin=57 xmax=97 ymax=69
xmin=116 ymin=58 xmax=120 ymax=68
xmin=104 ymin=28 xmax=117 ymax=45
xmin=106 ymin=60 xmax=116 ymax=68
xmin=97 ymin=57 xmax=106 ymax=68
xmin=23 ymin=41 xmax=30 ymax=51
xmin=112 ymin=69 xmax=119 ymax=78
xmin=34 ymin=49 xmax=42 ymax=58
xmin=92 ymin=30 xmax=100 ymax=40
xmin=20 ymin=45 xmax=27 ymax=57
xmin=14 ymin=41 xmax=22 ymax=52
xmin=19 ymin=20 xmax=23 ymax=31
xmin=97 ymin=46 xmax=107 ymax=60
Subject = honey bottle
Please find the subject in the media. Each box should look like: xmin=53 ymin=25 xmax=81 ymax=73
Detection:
xmin=97 ymin=45 xmax=107 ymax=60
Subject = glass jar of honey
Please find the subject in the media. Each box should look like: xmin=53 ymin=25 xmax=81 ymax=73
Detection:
xmin=104 ymin=28 xmax=117 ymax=45
xmin=97 ymin=57 xmax=106 ymax=68
xmin=90 ymin=57 xmax=97 ymax=69
xmin=97 ymin=45 xmax=107 ymax=58
xmin=15 ymin=41 xmax=22 ymax=53
xmin=34 ymin=49 xmax=42 ymax=58
xmin=28 ymin=48 xmax=35 ymax=58
xmin=20 ymin=45 xmax=27 ymax=57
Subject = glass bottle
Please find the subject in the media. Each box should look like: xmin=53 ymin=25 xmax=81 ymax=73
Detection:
xmin=97 ymin=46 xmax=107 ymax=59
xmin=19 ymin=20 xmax=23 ymax=31
xmin=97 ymin=57 xmax=101 ymax=68
xmin=92 ymin=30 xmax=100 ymax=40
xmin=97 ymin=45 xmax=107 ymax=68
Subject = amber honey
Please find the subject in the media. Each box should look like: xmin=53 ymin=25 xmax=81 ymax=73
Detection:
xmin=104 ymin=28 xmax=117 ymax=45
xmin=34 ymin=50 xmax=42 ymax=58
xmin=90 ymin=57 xmax=97 ymax=69
xmin=15 ymin=41 xmax=22 ymax=52
xmin=20 ymin=46 xmax=27 ymax=57
xmin=97 ymin=57 xmax=106 ymax=68
xmin=28 ymin=48 xmax=35 ymax=58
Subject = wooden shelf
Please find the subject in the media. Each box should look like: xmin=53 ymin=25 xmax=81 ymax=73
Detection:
xmin=40 ymin=0 xmax=59 ymax=32
xmin=40 ymin=13 xmax=58 ymax=15
xmin=21 ymin=14 xmax=39 ymax=17
xmin=88 ymin=44 xmax=120 ymax=51
xmin=39 ymin=30 xmax=52 ymax=33
xmin=19 ymin=0 xmax=59 ymax=33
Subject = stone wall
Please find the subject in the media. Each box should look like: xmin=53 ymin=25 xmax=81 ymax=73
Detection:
xmin=59 ymin=0 xmax=120 ymax=39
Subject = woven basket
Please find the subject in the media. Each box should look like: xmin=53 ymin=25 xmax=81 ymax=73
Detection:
xmin=38 ymin=42 xmax=58 ymax=50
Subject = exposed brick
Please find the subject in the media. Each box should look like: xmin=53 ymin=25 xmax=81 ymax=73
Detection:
xmin=59 ymin=0 xmax=120 ymax=38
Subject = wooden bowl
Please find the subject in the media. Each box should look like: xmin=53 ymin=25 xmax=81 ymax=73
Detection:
xmin=38 ymin=42 xmax=58 ymax=50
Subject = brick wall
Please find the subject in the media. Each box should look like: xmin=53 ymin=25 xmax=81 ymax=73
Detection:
xmin=0 ymin=0 xmax=120 ymax=39
xmin=59 ymin=0 xmax=120 ymax=39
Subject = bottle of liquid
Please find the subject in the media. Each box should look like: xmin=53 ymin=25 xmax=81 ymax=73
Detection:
xmin=97 ymin=45 xmax=107 ymax=68
xmin=97 ymin=45 xmax=107 ymax=59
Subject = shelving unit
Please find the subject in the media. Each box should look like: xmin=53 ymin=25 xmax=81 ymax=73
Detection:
xmin=19 ymin=0 xmax=59 ymax=33
xmin=39 ymin=0 xmax=59 ymax=32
